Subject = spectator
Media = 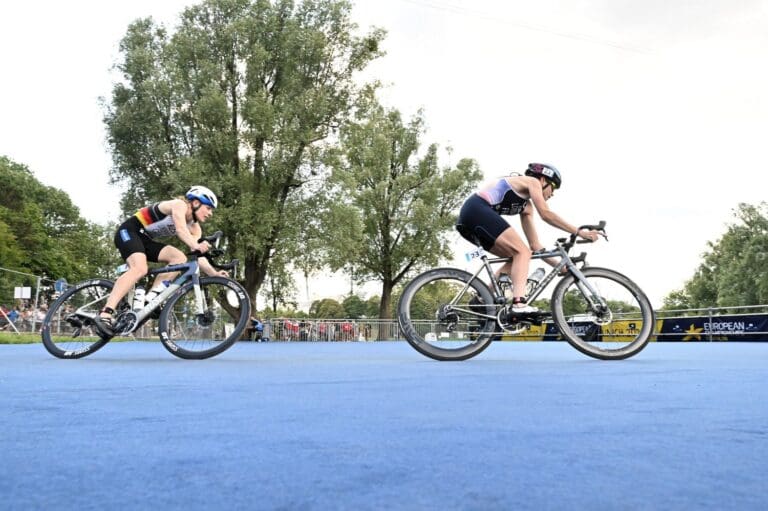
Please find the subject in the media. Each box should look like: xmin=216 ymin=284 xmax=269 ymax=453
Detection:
xmin=247 ymin=317 xmax=264 ymax=342
xmin=340 ymin=321 xmax=355 ymax=341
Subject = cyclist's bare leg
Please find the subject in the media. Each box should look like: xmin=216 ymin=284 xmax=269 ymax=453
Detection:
xmin=97 ymin=252 xmax=149 ymax=332
xmin=491 ymin=227 xmax=532 ymax=303
xmin=149 ymin=245 xmax=187 ymax=290
xmin=103 ymin=253 xmax=148 ymax=311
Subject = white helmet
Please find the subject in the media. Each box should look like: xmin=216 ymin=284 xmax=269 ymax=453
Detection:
xmin=185 ymin=185 xmax=218 ymax=209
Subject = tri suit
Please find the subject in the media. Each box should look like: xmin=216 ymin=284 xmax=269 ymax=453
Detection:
xmin=114 ymin=203 xmax=197 ymax=261
xmin=456 ymin=178 xmax=529 ymax=251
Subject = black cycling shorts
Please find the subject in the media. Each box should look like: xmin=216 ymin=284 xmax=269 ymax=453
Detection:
xmin=456 ymin=194 xmax=512 ymax=251
xmin=114 ymin=217 xmax=167 ymax=262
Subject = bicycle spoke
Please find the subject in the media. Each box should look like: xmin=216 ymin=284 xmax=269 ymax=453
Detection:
xmin=398 ymin=268 xmax=497 ymax=361
xmin=41 ymin=280 xmax=113 ymax=359
xmin=159 ymin=277 xmax=250 ymax=359
xmin=552 ymin=267 xmax=654 ymax=359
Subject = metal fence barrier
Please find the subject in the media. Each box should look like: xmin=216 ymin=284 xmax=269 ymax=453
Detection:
xmin=250 ymin=319 xmax=404 ymax=342
xmin=0 ymin=266 xmax=56 ymax=334
xmin=4 ymin=266 xmax=768 ymax=342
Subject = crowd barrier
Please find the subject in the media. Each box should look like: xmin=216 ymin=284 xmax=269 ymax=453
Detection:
xmin=6 ymin=312 xmax=768 ymax=342
xmin=247 ymin=319 xmax=403 ymax=342
xmin=253 ymin=306 xmax=768 ymax=343
xmin=3 ymin=263 xmax=768 ymax=343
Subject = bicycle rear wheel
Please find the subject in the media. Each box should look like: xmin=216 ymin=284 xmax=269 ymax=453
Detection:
xmin=41 ymin=279 xmax=114 ymax=359
xmin=158 ymin=276 xmax=251 ymax=359
xmin=397 ymin=268 xmax=497 ymax=361
xmin=551 ymin=267 xmax=655 ymax=360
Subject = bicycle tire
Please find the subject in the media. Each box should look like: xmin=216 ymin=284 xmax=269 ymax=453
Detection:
xmin=398 ymin=268 xmax=497 ymax=361
xmin=551 ymin=267 xmax=654 ymax=360
xmin=41 ymin=279 xmax=114 ymax=359
xmin=158 ymin=276 xmax=251 ymax=359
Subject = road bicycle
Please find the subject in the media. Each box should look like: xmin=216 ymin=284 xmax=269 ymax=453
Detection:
xmin=41 ymin=232 xmax=251 ymax=360
xmin=397 ymin=221 xmax=655 ymax=361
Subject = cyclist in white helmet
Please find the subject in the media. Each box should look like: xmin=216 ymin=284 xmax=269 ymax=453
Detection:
xmin=95 ymin=186 xmax=227 ymax=337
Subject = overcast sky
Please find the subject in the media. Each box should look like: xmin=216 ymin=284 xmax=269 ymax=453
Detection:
xmin=2 ymin=0 xmax=767 ymax=307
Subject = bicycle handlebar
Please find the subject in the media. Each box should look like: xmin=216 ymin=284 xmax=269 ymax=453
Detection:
xmin=189 ymin=231 xmax=240 ymax=272
xmin=557 ymin=220 xmax=608 ymax=248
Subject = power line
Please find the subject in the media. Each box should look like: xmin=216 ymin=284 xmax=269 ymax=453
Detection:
xmin=394 ymin=0 xmax=653 ymax=54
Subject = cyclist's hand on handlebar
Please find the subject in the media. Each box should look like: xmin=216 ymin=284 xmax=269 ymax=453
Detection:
xmin=193 ymin=240 xmax=211 ymax=253
xmin=576 ymin=229 xmax=600 ymax=242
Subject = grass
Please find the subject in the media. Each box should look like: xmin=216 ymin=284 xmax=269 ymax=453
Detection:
xmin=0 ymin=332 xmax=141 ymax=344
xmin=0 ymin=332 xmax=41 ymax=344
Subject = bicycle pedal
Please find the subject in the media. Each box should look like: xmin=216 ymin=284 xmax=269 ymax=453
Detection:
xmin=504 ymin=309 xmax=546 ymax=323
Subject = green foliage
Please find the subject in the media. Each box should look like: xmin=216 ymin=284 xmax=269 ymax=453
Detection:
xmin=560 ymin=289 xmax=639 ymax=317
xmin=661 ymin=289 xmax=693 ymax=310
xmin=403 ymin=280 xmax=457 ymax=320
xmin=103 ymin=0 xmax=386 ymax=310
xmin=260 ymin=254 xmax=299 ymax=311
xmin=0 ymin=219 xmax=24 ymax=271
xmin=309 ymin=297 xmax=344 ymax=318
xmin=323 ymin=91 xmax=482 ymax=318
xmin=0 ymin=156 xmax=118 ymax=285
xmin=364 ymin=295 xmax=380 ymax=318
xmin=665 ymin=202 xmax=768 ymax=308
xmin=342 ymin=294 xmax=366 ymax=318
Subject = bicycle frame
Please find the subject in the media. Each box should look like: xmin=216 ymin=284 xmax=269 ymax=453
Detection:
xmin=456 ymin=241 xmax=606 ymax=321
xmin=72 ymin=259 xmax=208 ymax=335
xmin=128 ymin=260 xmax=205 ymax=327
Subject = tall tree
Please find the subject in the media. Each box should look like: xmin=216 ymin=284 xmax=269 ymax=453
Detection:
xmin=103 ymin=0 xmax=385 ymax=310
xmin=665 ymin=202 xmax=768 ymax=308
xmin=325 ymin=93 xmax=482 ymax=319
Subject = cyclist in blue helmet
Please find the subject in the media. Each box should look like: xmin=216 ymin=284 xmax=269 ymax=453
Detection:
xmin=456 ymin=163 xmax=599 ymax=314
xmin=95 ymin=186 xmax=226 ymax=337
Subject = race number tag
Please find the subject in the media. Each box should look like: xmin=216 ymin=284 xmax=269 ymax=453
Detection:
xmin=465 ymin=247 xmax=485 ymax=261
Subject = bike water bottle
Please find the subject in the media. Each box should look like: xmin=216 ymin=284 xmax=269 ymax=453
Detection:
xmin=525 ymin=268 xmax=546 ymax=295
xmin=144 ymin=280 xmax=170 ymax=305
xmin=133 ymin=287 xmax=146 ymax=310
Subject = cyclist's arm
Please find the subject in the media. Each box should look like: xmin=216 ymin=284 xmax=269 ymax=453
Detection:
xmin=169 ymin=200 xmax=209 ymax=253
xmin=521 ymin=207 xmax=560 ymax=267
xmin=198 ymin=256 xmax=228 ymax=277
xmin=527 ymin=178 xmax=596 ymax=240
xmin=526 ymin=180 xmax=579 ymax=234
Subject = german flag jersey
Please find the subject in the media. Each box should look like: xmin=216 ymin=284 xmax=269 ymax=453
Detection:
xmin=134 ymin=203 xmax=195 ymax=239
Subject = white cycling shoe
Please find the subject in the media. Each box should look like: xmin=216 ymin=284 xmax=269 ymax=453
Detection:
xmin=510 ymin=303 xmax=539 ymax=314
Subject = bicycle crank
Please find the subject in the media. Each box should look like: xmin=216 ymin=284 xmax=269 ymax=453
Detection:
xmin=113 ymin=311 xmax=139 ymax=334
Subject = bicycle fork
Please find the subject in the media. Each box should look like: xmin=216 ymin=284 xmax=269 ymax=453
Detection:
xmin=565 ymin=264 xmax=611 ymax=320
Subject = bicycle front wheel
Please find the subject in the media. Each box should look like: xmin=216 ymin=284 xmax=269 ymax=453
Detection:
xmin=158 ymin=276 xmax=251 ymax=359
xmin=551 ymin=267 xmax=655 ymax=360
xmin=397 ymin=268 xmax=497 ymax=361
xmin=41 ymin=279 xmax=114 ymax=359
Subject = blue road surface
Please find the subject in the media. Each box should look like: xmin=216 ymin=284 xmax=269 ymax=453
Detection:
xmin=1 ymin=341 xmax=767 ymax=510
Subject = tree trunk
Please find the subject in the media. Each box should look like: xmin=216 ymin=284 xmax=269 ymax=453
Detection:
xmin=378 ymin=281 xmax=392 ymax=320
